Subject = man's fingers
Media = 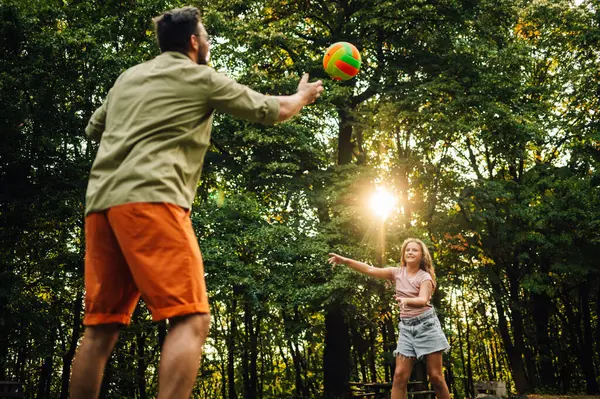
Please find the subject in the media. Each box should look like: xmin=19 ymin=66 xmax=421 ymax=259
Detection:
xmin=300 ymin=73 xmax=309 ymax=84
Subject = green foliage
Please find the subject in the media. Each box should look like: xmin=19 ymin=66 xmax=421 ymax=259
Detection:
xmin=1 ymin=0 xmax=599 ymax=397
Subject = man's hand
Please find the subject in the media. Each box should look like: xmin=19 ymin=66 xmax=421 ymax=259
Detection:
xmin=297 ymin=73 xmax=323 ymax=105
xmin=277 ymin=73 xmax=324 ymax=122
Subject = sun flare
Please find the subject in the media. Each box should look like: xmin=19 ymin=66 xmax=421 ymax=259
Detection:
xmin=370 ymin=187 xmax=396 ymax=220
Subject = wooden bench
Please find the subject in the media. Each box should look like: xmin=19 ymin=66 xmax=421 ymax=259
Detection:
xmin=408 ymin=390 xmax=435 ymax=399
xmin=0 ymin=382 xmax=24 ymax=399
xmin=474 ymin=381 xmax=506 ymax=398
xmin=349 ymin=382 xmax=380 ymax=398
xmin=350 ymin=381 xmax=434 ymax=399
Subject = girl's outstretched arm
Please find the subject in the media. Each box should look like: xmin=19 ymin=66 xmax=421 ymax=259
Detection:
xmin=328 ymin=253 xmax=394 ymax=280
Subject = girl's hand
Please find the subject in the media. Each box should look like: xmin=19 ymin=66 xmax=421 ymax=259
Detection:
xmin=394 ymin=294 xmax=407 ymax=310
xmin=327 ymin=253 xmax=347 ymax=269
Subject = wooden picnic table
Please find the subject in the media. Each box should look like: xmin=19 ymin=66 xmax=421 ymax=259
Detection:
xmin=350 ymin=381 xmax=435 ymax=399
xmin=474 ymin=381 xmax=507 ymax=397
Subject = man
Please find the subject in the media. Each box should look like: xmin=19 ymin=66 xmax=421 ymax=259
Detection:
xmin=70 ymin=6 xmax=323 ymax=399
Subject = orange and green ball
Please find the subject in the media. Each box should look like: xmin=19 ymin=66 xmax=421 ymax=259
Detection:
xmin=323 ymin=42 xmax=361 ymax=81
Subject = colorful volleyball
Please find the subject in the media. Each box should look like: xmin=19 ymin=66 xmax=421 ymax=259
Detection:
xmin=323 ymin=42 xmax=361 ymax=81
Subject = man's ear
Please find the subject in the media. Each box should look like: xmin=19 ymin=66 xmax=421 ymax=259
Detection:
xmin=190 ymin=34 xmax=199 ymax=51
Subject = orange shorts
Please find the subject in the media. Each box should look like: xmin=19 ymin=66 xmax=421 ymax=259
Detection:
xmin=83 ymin=202 xmax=209 ymax=326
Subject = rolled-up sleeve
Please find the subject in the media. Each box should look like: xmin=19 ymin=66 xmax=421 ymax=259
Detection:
xmin=207 ymin=70 xmax=280 ymax=125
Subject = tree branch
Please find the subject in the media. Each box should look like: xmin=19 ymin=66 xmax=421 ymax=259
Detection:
xmin=465 ymin=137 xmax=484 ymax=180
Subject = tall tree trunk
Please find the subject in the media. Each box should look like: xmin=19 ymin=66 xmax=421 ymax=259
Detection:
xmin=221 ymin=349 xmax=228 ymax=399
xmin=456 ymin=312 xmax=468 ymax=396
xmin=556 ymin=304 xmax=575 ymax=393
xmin=411 ymin=362 xmax=427 ymax=391
xmin=324 ymin=100 xmax=359 ymax=397
xmin=241 ymin=301 xmax=259 ymax=399
xmin=482 ymin=340 xmax=493 ymax=381
xmin=337 ymin=107 xmax=354 ymax=165
xmin=36 ymin=353 xmax=53 ymax=399
xmin=242 ymin=302 xmax=252 ymax=399
xmin=289 ymin=339 xmax=304 ymax=397
xmin=461 ymin=297 xmax=474 ymax=398
xmin=302 ymin=345 xmax=308 ymax=395
xmin=494 ymin=334 xmax=507 ymax=382
xmin=157 ymin=316 xmax=167 ymax=388
xmin=596 ymin=282 xmax=600 ymax=372
xmin=60 ymin=289 xmax=83 ymax=399
xmin=368 ymin=327 xmax=377 ymax=382
xmin=324 ymin=301 xmax=350 ymax=398
xmin=216 ymin=302 xmax=227 ymax=399
xmin=384 ymin=311 xmax=396 ymax=382
xmin=532 ymin=291 xmax=555 ymax=389
xmin=116 ymin=342 xmax=134 ymax=397
xmin=380 ymin=323 xmax=391 ymax=383
xmin=579 ymin=285 xmax=600 ymax=394
xmin=507 ymin=268 xmax=538 ymax=391
xmin=0 ymin=341 xmax=6 ymax=381
xmin=228 ymin=298 xmax=238 ymax=399
xmin=490 ymin=334 xmax=499 ymax=379
xmin=44 ymin=357 xmax=52 ymax=398
xmin=563 ymin=292 xmax=588 ymax=388
xmin=277 ymin=343 xmax=291 ymax=380
xmin=306 ymin=343 xmax=317 ymax=397
xmin=241 ymin=303 xmax=259 ymax=399
xmin=444 ymin=339 xmax=457 ymax=397
xmin=250 ymin=313 xmax=260 ymax=399
xmin=354 ymin=346 xmax=365 ymax=382
xmin=353 ymin=349 xmax=364 ymax=383
xmin=491 ymin=286 xmax=530 ymax=393
xmin=475 ymin=351 xmax=485 ymax=383
xmin=259 ymin=330 xmax=265 ymax=399
xmin=15 ymin=345 xmax=25 ymax=383
xmin=350 ymin=317 xmax=367 ymax=383
xmin=137 ymin=327 xmax=147 ymax=399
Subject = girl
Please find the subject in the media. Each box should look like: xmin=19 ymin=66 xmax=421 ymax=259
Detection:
xmin=328 ymin=238 xmax=450 ymax=399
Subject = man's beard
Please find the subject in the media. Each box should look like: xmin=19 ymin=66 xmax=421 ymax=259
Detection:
xmin=197 ymin=46 xmax=209 ymax=65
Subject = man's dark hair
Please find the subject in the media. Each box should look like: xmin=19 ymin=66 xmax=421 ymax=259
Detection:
xmin=153 ymin=6 xmax=201 ymax=54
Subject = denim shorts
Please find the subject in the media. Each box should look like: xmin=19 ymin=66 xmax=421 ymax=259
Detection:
xmin=393 ymin=308 xmax=450 ymax=360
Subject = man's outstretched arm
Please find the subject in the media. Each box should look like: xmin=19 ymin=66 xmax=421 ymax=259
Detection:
xmin=276 ymin=73 xmax=323 ymax=122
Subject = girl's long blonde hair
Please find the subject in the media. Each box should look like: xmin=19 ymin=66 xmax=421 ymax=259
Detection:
xmin=400 ymin=238 xmax=436 ymax=288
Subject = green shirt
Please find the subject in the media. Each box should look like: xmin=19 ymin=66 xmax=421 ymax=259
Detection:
xmin=85 ymin=51 xmax=279 ymax=214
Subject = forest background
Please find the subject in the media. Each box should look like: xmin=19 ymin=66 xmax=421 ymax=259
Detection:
xmin=1 ymin=0 xmax=599 ymax=398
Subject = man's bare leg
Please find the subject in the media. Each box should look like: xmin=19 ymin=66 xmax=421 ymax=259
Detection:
xmin=157 ymin=313 xmax=211 ymax=399
xmin=70 ymin=324 xmax=120 ymax=399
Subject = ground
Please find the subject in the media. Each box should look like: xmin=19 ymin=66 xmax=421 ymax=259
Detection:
xmin=527 ymin=395 xmax=600 ymax=399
